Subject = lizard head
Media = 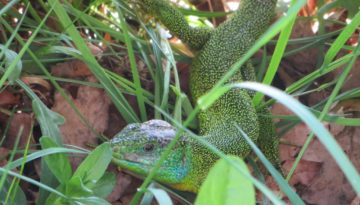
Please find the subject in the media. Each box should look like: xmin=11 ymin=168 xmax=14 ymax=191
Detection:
xmin=111 ymin=119 xmax=193 ymax=188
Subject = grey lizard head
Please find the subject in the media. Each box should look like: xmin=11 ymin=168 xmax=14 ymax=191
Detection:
xmin=110 ymin=119 xmax=193 ymax=187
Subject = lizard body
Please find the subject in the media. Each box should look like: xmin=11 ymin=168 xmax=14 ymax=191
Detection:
xmin=112 ymin=0 xmax=278 ymax=192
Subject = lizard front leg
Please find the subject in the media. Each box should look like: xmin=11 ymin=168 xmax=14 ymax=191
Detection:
xmin=129 ymin=0 xmax=213 ymax=50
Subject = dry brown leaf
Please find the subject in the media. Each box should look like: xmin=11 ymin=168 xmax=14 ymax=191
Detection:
xmin=51 ymin=60 xmax=93 ymax=78
xmin=331 ymin=56 xmax=360 ymax=92
xmin=0 ymin=147 xmax=9 ymax=166
xmin=106 ymin=166 xmax=133 ymax=202
xmin=0 ymin=90 xmax=19 ymax=107
xmin=52 ymin=76 xmax=110 ymax=167
xmin=118 ymin=194 xmax=133 ymax=205
xmin=273 ymin=103 xmax=360 ymax=204
xmin=299 ymin=0 xmax=317 ymax=16
xmin=351 ymin=196 xmax=360 ymax=205
xmin=2 ymin=113 xmax=33 ymax=150
xmin=87 ymin=42 xmax=103 ymax=58
xmin=299 ymin=127 xmax=358 ymax=205
xmin=283 ymin=160 xmax=322 ymax=185
xmin=21 ymin=76 xmax=52 ymax=91
xmin=190 ymin=0 xmax=226 ymax=25
xmin=278 ymin=19 xmax=318 ymax=87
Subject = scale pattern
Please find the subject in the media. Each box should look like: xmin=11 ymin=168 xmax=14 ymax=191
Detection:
xmin=113 ymin=0 xmax=279 ymax=192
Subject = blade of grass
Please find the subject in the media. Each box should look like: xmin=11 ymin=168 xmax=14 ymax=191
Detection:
xmin=253 ymin=0 xmax=297 ymax=106
xmin=48 ymin=0 xmax=139 ymax=123
xmin=6 ymin=147 xmax=87 ymax=170
xmin=0 ymin=1 xmax=52 ymax=88
xmin=0 ymin=127 xmax=23 ymax=198
xmin=0 ymin=0 xmax=19 ymax=16
xmin=130 ymin=102 xmax=286 ymax=205
xmin=231 ymin=82 xmax=360 ymax=194
xmin=286 ymin=39 xmax=360 ymax=181
xmin=321 ymin=8 xmax=359 ymax=67
xmin=178 ymin=8 xmax=229 ymax=18
xmin=5 ymin=124 xmax=33 ymax=205
xmin=286 ymin=11 xmax=360 ymax=95
xmin=116 ymin=5 xmax=147 ymax=121
xmin=0 ymin=17 xmax=113 ymax=143
xmin=0 ymin=168 xmax=68 ymax=200
xmin=236 ymin=126 xmax=305 ymax=205
xmin=153 ymin=108 xmax=286 ymax=205
xmin=263 ymin=52 xmax=354 ymax=108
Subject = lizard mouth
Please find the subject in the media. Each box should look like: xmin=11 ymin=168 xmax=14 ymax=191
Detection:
xmin=112 ymin=151 xmax=154 ymax=167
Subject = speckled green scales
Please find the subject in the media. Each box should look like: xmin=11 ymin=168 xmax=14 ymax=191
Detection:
xmin=121 ymin=0 xmax=279 ymax=192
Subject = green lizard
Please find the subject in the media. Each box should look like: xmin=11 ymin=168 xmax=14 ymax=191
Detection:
xmin=111 ymin=0 xmax=279 ymax=192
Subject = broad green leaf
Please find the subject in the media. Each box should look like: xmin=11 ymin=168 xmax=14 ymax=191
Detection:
xmin=0 ymin=44 xmax=22 ymax=84
xmin=32 ymin=98 xmax=65 ymax=145
xmin=71 ymin=196 xmax=111 ymax=205
xmin=44 ymin=185 xmax=66 ymax=205
xmin=195 ymin=156 xmax=255 ymax=205
xmin=91 ymin=172 xmax=116 ymax=198
xmin=40 ymin=136 xmax=73 ymax=184
xmin=72 ymin=143 xmax=112 ymax=185
xmin=66 ymin=176 xmax=93 ymax=197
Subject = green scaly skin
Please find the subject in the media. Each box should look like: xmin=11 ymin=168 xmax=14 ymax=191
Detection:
xmin=112 ymin=0 xmax=279 ymax=192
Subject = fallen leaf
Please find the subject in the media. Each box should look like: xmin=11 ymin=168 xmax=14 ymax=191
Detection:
xmin=52 ymin=76 xmax=111 ymax=167
xmin=351 ymin=196 xmax=360 ymax=205
xmin=283 ymin=159 xmax=322 ymax=185
xmin=21 ymin=76 xmax=52 ymax=92
xmin=106 ymin=166 xmax=133 ymax=202
xmin=273 ymin=103 xmax=360 ymax=205
xmin=292 ymin=127 xmax=359 ymax=205
xmin=0 ymin=148 xmax=9 ymax=166
xmin=277 ymin=19 xmax=319 ymax=87
xmin=2 ymin=113 xmax=33 ymax=150
xmin=51 ymin=60 xmax=93 ymax=78
xmin=0 ymin=90 xmax=19 ymax=107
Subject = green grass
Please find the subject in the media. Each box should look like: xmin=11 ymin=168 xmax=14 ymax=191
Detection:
xmin=0 ymin=0 xmax=360 ymax=204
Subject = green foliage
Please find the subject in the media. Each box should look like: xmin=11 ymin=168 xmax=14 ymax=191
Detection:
xmin=0 ymin=45 xmax=22 ymax=84
xmin=336 ymin=0 xmax=360 ymax=18
xmin=235 ymin=125 xmax=304 ymax=205
xmin=234 ymin=82 xmax=360 ymax=194
xmin=113 ymin=0 xmax=279 ymax=196
xmin=195 ymin=156 xmax=255 ymax=205
xmin=34 ymin=100 xmax=65 ymax=145
xmin=40 ymin=137 xmax=72 ymax=184
xmin=1 ymin=0 xmax=360 ymax=204
xmin=43 ymin=141 xmax=113 ymax=204
xmin=0 ymin=177 xmax=27 ymax=205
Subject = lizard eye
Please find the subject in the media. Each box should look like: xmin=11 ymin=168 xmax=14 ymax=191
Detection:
xmin=143 ymin=143 xmax=154 ymax=152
